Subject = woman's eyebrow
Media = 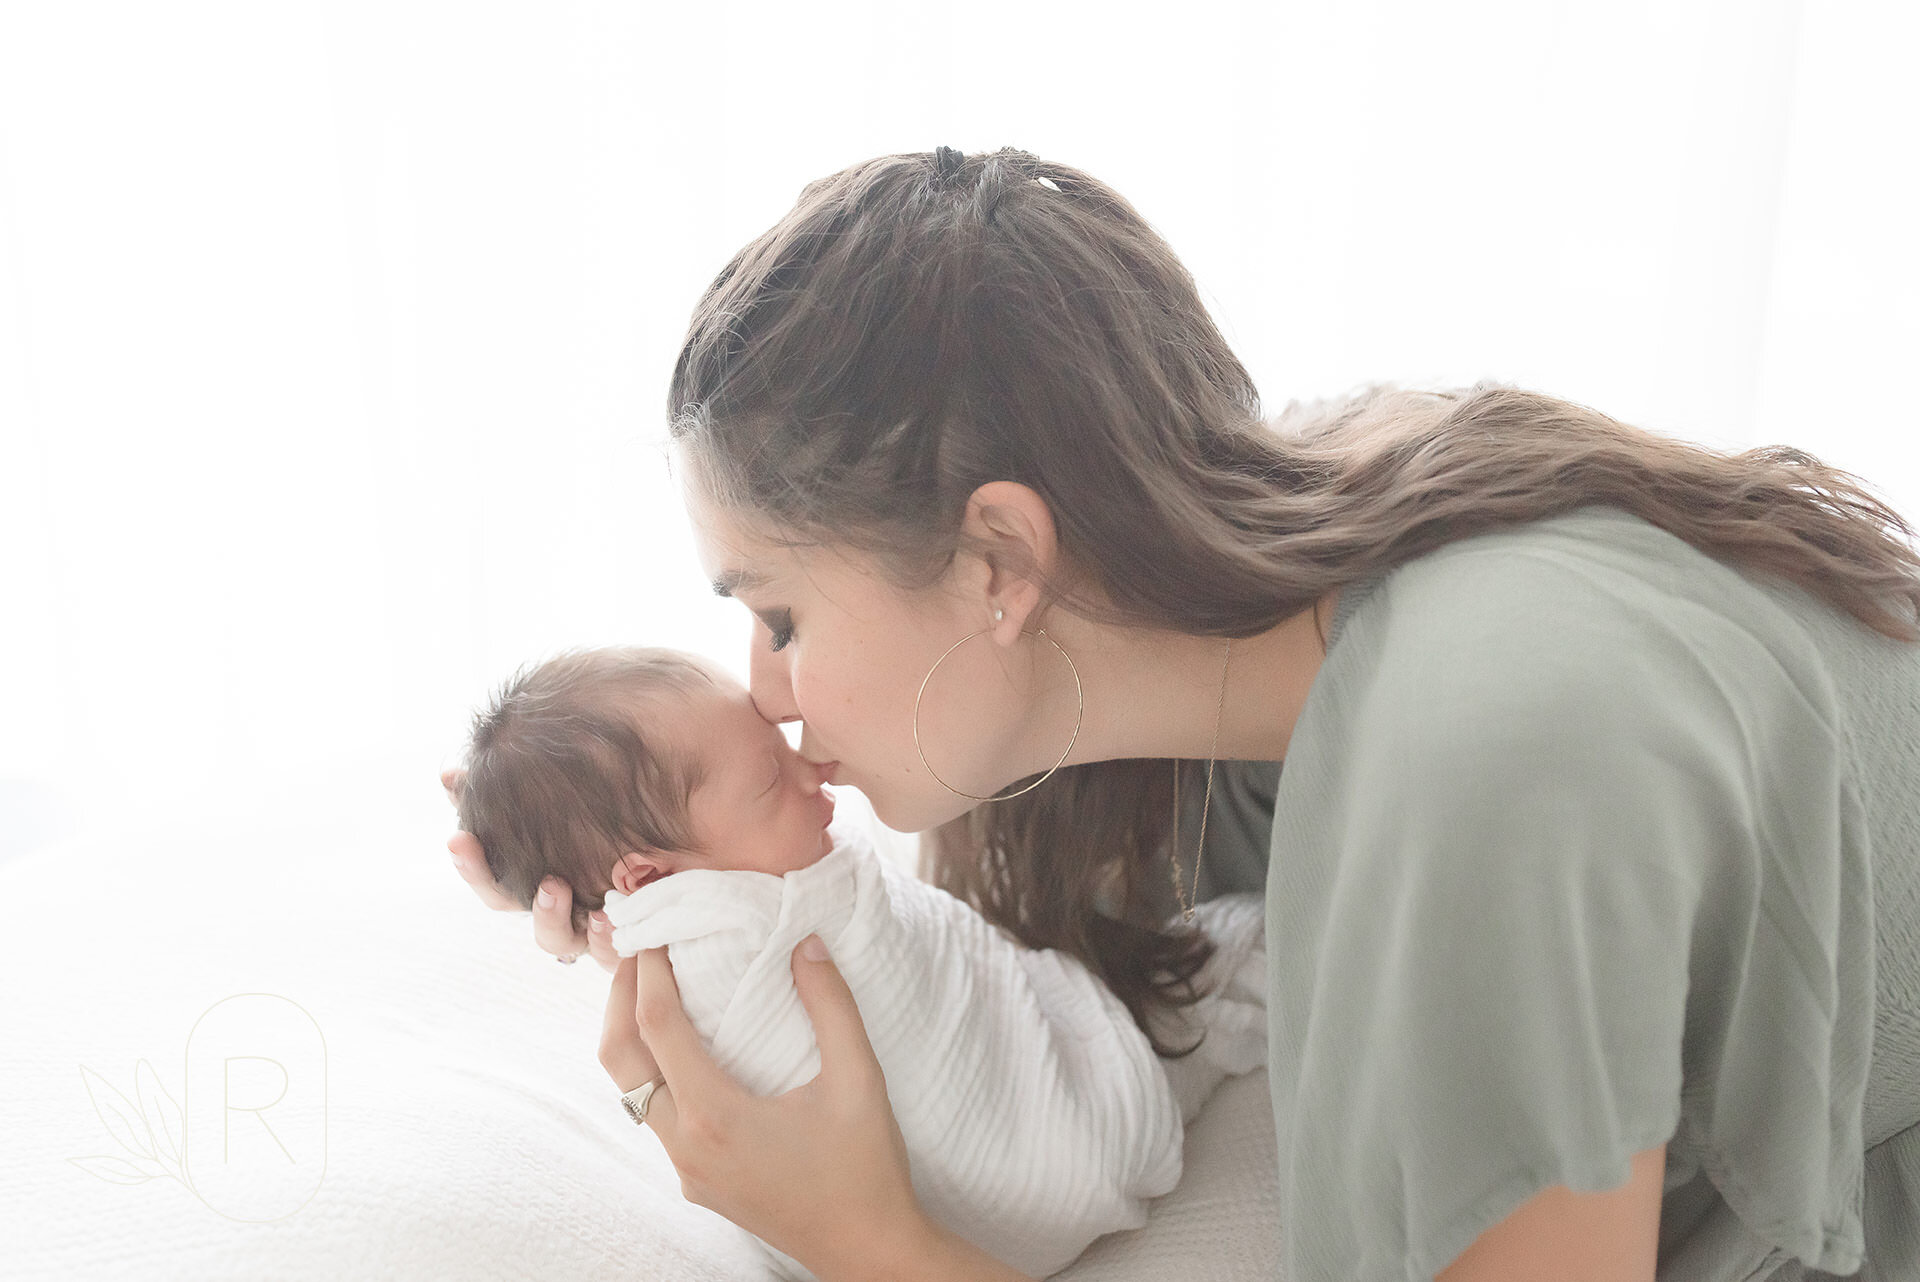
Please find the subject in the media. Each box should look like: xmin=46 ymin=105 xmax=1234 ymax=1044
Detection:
xmin=711 ymin=568 xmax=774 ymax=598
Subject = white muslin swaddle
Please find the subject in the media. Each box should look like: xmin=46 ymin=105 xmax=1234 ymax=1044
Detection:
xmin=603 ymin=817 xmax=1267 ymax=1280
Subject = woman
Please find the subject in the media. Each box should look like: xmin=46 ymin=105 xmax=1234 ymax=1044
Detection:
xmin=445 ymin=146 xmax=1920 ymax=1282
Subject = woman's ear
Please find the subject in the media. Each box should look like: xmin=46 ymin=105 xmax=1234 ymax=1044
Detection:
xmin=609 ymin=849 xmax=674 ymax=894
xmin=960 ymin=481 xmax=1059 ymax=642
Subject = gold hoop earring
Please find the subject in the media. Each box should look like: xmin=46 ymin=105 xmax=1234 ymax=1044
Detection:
xmin=912 ymin=626 xmax=1084 ymax=802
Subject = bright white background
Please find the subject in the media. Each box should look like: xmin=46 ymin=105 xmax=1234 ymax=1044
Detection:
xmin=2 ymin=0 xmax=1915 ymax=860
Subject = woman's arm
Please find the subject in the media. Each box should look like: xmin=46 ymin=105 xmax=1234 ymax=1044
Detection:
xmin=898 ymin=1221 xmax=1045 ymax=1282
xmin=1435 ymin=1144 xmax=1664 ymax=1282
xmin=602 ymin=939 xmax=1039 ymax=1282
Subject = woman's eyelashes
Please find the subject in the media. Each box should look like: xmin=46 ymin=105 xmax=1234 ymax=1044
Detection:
xmin=762 ymin=611 xmax=795 ymax=652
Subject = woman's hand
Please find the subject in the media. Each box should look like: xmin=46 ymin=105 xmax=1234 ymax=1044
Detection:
xmin=602 ymin=937 xmax=945 ymax=1282
xmin=441 ymin=767 xmax=620 ymax=972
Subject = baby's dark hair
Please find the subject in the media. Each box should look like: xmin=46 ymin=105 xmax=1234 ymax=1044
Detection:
xmin=452 ymin=646 xmax=717 ymax=935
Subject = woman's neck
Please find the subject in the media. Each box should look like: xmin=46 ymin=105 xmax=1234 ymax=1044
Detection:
xmin=1049 ymin=587 xmax=1340 ymax=768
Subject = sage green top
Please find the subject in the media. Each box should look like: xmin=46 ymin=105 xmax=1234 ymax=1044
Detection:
xmin=1160 ymin=504 xmax=1920 ymax=1282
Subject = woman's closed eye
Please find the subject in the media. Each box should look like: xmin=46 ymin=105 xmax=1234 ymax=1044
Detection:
xmin=762 ymin=611 xmax=795 ymax=652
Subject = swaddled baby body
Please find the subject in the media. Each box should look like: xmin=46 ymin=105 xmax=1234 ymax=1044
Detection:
xmin=454 ymin=645 xmax=1268 ymax=1280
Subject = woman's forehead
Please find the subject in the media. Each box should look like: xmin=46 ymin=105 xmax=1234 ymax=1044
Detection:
xmin=681 ymin=485 xmax=785 ymax=585
xmin=684 ymin=490 xmax=886 ymax=600
xmin=694 ymin=526 xmax=805 ymax=601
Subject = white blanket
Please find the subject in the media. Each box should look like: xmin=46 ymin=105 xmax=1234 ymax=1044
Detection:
xmin=605 ymin=817 xmax=1268 ymax=1280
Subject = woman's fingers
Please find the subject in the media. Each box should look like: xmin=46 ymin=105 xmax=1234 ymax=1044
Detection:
xmin=531 ymin=874 xmax=591 ymax=961
xmin=447 ymin=830 xmax=520 ymax=912
xmin=444 ymin=775 xmax=604 ymax=968
xmin=633 ymin=946 xmax=741 ymax=1139
xmin=751 ymin=934 xmax=922 ymax=1271
xmin=447 ymin=819 xmax=598 ymax=965
xmin=599 ymin=954 xmax=662 ymax=1092
xmin=607 ymin=937 xmax=926 ymax=1274
xmin=585 ymin=908 xmax=620 ymax=973
xmin=787 ymin=935 xmax=886 ymax=1099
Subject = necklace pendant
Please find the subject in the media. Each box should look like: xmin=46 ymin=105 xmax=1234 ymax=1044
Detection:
xmin=1167 ymin=636 xmax=1231 ymax=935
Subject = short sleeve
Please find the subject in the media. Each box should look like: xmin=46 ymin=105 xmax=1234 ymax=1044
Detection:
xmin=1264 ymin=544 xmax=1874 ymax=1281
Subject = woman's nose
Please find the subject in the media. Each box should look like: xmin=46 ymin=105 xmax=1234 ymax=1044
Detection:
xmin=752 ymin=688 xmax=799 ymax=726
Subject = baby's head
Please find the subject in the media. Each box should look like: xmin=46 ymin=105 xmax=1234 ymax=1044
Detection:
xmin=451 ymin=645 xmax=838 ymax=935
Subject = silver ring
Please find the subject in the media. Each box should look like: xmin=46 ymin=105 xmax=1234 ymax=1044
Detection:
xmin=556 ymin=952 xmax=580 ymax=965
xmin=621 ymin=1076 xmax=667 ymax=1126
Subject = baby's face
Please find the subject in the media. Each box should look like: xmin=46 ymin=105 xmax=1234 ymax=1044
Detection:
xmin=634 ymin=673 xmax=837 ymax=881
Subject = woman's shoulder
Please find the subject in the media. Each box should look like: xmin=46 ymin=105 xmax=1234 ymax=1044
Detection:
xmin=1359 ymin=504 xmax=1797 ymax=635
xmin=1334 ymin=504 xmax=1849 ymax=740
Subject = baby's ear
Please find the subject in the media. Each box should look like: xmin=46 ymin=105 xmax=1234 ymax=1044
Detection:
xmin=608 ymin=849 xmax=670 ymax=894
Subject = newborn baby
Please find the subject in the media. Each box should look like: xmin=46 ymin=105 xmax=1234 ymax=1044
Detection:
xmin=452 ymin=644 xmax=1268 ymax=1281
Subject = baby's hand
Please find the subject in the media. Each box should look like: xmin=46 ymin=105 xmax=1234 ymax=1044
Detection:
xmin=440 ymin=767 xmax=620 ymax=972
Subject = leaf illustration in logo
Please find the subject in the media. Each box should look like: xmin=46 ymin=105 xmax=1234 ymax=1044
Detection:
xmin=78 ymin=1063 xmax=155 ymax=1161
xmin=135 ymin=1059 xmax=185 ymax=1169
xmin=68 ymin=1153 xmax=169 ymax=1185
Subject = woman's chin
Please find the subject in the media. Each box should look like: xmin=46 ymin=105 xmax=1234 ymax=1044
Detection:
xmin=864 ymin=789 xmax=973 ymax=837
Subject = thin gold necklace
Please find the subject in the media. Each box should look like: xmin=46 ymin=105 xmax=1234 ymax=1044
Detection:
xmin=1171 ymin=597 xmax=1328 ymax=923
xmin=1170 ymin=636 xmax=1233 ymax=924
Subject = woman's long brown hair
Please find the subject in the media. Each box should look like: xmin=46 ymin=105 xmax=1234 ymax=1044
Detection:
xmin=666 ymin=146 xmax=1920 ymax=1057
